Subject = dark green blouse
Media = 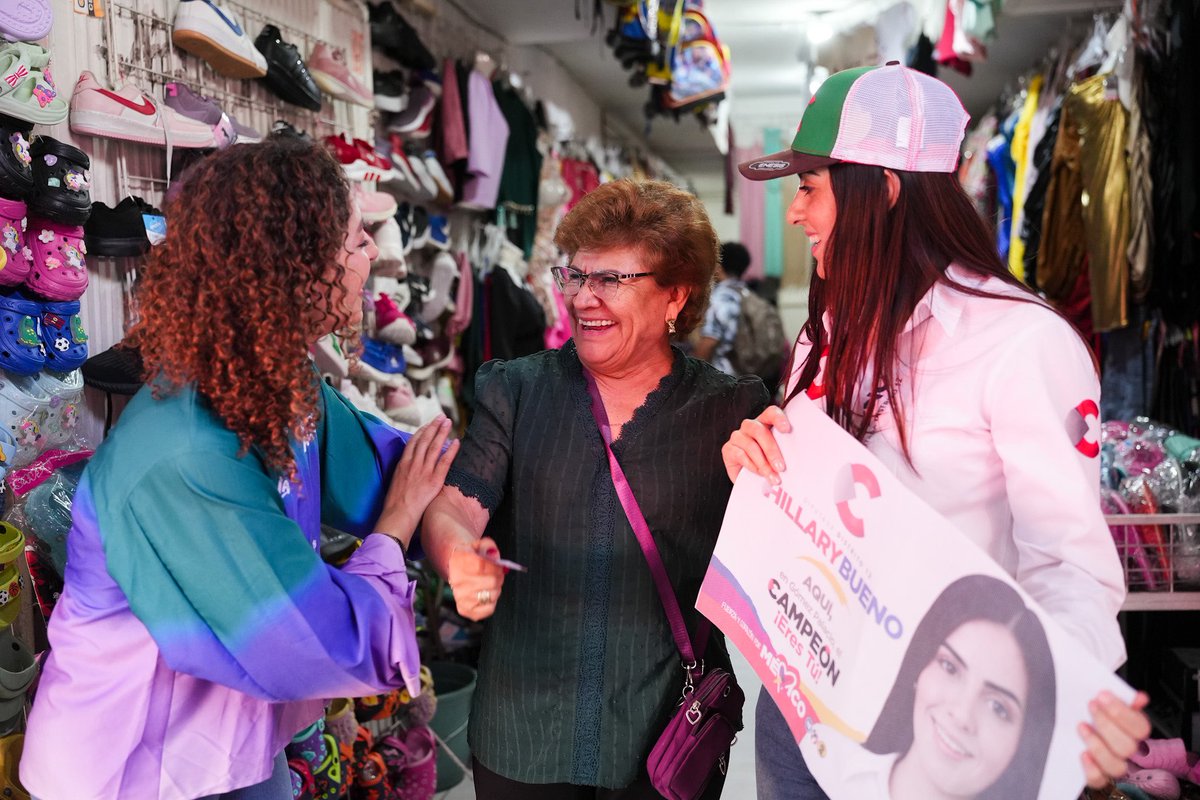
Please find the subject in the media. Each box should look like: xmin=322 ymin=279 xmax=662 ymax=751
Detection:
xmin=446 ymin=341 xmax=768 ymax=788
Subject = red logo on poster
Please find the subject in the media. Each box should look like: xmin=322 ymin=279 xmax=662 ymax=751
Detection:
xmin=834 ymin=463 xmax=881 ymax=538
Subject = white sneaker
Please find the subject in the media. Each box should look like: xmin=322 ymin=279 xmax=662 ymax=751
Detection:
xmin=172 ymin=0 xmax=268 ymax=79
xmin=69 ymin=70 xmax=216 ymax=149
xmin=371 ymin=217 xmax=406 ymax=272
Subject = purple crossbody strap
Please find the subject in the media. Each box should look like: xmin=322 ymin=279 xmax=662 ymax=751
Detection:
xmin=583 ymin=370 xmax=710 ymax=668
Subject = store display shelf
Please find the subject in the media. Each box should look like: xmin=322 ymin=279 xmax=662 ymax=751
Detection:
xmin=1107 ymin=513 xmax=1200 ymax=611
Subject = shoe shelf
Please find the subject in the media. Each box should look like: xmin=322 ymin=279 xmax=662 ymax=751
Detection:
xmin=1107 ymin=513 xmax=1200 ymax=611
xmin=95 ymin=0 xmax=372 ymax=204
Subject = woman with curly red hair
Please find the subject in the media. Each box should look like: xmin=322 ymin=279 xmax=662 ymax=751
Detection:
xmin=21 ymin=137 xmax=455 ymax=800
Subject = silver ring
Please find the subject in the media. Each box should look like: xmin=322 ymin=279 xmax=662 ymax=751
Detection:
xmin=477 ymin=589 xmax=493 ymax=605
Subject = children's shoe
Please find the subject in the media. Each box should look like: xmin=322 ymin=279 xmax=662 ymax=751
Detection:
xmin=0 ymin=197 xmax=29 ymax=287
xmin=84 ymin=196 xmax=161 ymax=257
xmin=0 ymin=0 xmax=52 ymax=43
xmin=377 ymin=725 xmax=436 ymax=800
xmin=39 ymin=298 xmax=87 ymax=371
xmin=229 ymin=113 xmax=262 ymax=143
xmin=24 ymin=216 xmax=88 ymax=300
xmin=0 ymin=292 xmax=44 ymax=375
xmin=1122 ymin=769 xmax=1181 ymax=800
xmin=387 ymin=83 xmax=436 ymax=136
xmin=308 ymin=42 xmax=373 ymax=107
xmin=23 ymin=467 xmax=78 ymax=577
xmin=0 ymin=118 xmax=32 ymax=200
xmin=373 ymin=69 xmax=407 ymax=112
xmin=324 ymin=698 xmax=358 ymax=749
xmin=29 ymin=367 xmax=82 ymax=446
xmin=163 ymin=82 xmax=236 ymax=149
xmin=69 ymin=70 xmax=216 ymax=149
xmin=171 ymin=0 xmax=267 ymax=79
xmin=370 ymin=217 xmax=406 ymax=275
xmin=374 ymin=293 xmax=416 ymax=346
xmin=353 ymin=185 xmax=397 ymax=225
xmin=0 ymin=629 xmax=35 ymax=734
xmin=368 ymin=3 xmax=435 ymax=71
xmin=0 ymin=41 xmax=66 ymax=126
xmin=360 ymin=337 xmax=406 ymax=375
xmin=27 ymin=136 xmax=91 ymax=226
xmin=287 ymin=757 xmax=316 ymax=800
xmin=255 ymin=25 xmax=321 ymax=112
xmin=324 ymin=134 xmax=389 ymax=184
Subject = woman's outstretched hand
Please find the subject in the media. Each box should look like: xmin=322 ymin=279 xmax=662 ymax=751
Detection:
xmin=1079 ymin=690 xmax=1152 ymax=788
xmin=376 ymin=416 xmax=459 ymax=545
xmin=721 ymin=405 xmax=792 ymax=484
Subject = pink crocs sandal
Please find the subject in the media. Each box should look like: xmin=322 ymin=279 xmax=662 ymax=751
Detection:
xmin=0 ymin=197 xmax=29 ymax=287
xmin=24 ymin=216 xmax=88 ymax=300
xmin=1128 ymin=739 xmax=1200 ymax=780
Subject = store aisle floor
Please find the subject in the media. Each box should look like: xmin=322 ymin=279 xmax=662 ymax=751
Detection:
xmin=435 ymin=645 xmax=762 ymax=799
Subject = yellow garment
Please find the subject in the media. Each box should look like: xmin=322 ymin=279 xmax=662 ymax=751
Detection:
xmin=1037 ymin=102 xmax=1086 ymax=304
xmin=1068 ymin=73 xmax=1130 ymax=332
xmin=1007 ymin=73 xmax=1044 ymax=281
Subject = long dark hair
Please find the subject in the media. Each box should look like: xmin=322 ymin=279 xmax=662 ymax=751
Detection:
xmin=782 ymin=165 xmax=1083 ymax=463
xmin=864 ymin=575 xmax=1056 ymax=799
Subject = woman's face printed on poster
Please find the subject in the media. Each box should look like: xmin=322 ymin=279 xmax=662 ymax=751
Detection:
xmin=909 ymin=619 xmax=1029 ymax=796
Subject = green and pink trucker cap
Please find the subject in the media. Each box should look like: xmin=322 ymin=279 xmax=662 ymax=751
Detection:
xmin=738 ymin=62 xmax=970 ymax=180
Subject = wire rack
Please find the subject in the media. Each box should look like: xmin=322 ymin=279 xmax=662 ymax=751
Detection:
xmin=97 ymin=0 xmax=373 ymax=204
xmin=1107 ymin=513 xmax=1200 ymax=610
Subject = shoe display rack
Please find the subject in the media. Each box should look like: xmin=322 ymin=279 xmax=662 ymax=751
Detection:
xmin=1108 ymin=513 xmax=1200 ymax=611
xmin=95 ymin=0 xmax=372 ymax=203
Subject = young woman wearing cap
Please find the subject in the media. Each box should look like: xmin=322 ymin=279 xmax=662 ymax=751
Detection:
xmin=724 ymin=63 xmax=1149 ymax=798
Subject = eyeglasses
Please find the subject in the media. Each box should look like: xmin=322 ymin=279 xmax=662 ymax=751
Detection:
xmin=550 ymin=265 xmax=654 ymax=297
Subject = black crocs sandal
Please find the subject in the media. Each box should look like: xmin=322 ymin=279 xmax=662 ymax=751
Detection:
xmin=0 ymin=115 xmax=32 ymax=200
xmin=27 ymin=136 xmax=91 ymax=226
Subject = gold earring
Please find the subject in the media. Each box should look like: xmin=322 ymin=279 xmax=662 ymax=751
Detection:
xmin=667 ymin=319 xmax=677 ymax=335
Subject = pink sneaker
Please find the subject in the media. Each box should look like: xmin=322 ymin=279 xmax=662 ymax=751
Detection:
xmin=24 ymin=216 xmax=88 ymax=300
xmin=353 ymin=185 xmax=397 ymax=225
xmin=69 ymin=70 xmax=216 ymax=149
xmin=308 ymin=43 xmax=373 ymax=107
xmin=0 ymin=197 xmax=30 ymax=287
xmin=374 ymin=293 xmax=416 ymax=345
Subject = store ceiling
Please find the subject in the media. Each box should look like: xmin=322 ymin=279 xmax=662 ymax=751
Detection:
xmin=452 ymin=0 xmax=1116 ymax=181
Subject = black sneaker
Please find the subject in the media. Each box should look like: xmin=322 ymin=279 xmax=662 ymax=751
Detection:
xmin=369 ymin=3 xmax=435 ymax=71
xmin=255 ymin=24 xmax=322 ymax=111
xmin=81 ymin=342 xmax=144 ymax=396
xmin=84 ymin=196 xmax=162 ymax=257
xmin=269 ymin=119 xmax=311 ymax=142
xmin=373 ymin=69 xmax=407 ymax=113
xmin=28 ymin=136 xmax=91 ymax=226
xmin=0 ymin=116 xmax=33 ymax=200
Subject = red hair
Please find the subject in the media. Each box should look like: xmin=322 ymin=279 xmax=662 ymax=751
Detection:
xmin=126 ymin=139 xmax=353 ymax=478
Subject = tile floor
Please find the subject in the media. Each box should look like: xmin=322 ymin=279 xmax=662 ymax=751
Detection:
xmin=435 ymin=647 xmax=762 ymax=799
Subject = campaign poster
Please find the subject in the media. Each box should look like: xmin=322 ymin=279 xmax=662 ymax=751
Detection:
xmin=697 ymin=395 xmax=1133 ymax=800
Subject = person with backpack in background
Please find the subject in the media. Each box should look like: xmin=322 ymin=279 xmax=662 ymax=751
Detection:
xmin=696 ymin=241 xmax=787 ymax=388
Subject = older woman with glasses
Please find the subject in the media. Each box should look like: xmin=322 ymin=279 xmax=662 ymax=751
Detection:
xmin=420 ymin=178 xmax=768 ymax=799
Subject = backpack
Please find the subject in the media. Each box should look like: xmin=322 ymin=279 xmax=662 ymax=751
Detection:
xmin=730 ymin=288 xmax=786 ymax=382
xmin=659 ymin=5 xmax=730 ymax=113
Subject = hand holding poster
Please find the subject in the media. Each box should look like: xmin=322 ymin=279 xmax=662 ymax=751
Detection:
xmin=697 ymin=395 xmax=1133 ymax=800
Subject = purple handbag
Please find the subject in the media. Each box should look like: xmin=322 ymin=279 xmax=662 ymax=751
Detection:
xmin=584 ymin=371 xmax=744 ymax=800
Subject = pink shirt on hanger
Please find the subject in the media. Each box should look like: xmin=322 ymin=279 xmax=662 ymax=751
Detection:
xmin=439 ymin=58 xmax=469 ymax=165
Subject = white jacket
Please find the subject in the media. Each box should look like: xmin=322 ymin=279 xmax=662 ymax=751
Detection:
xmin=786 ymin=265 xmax=1126 ymax=668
